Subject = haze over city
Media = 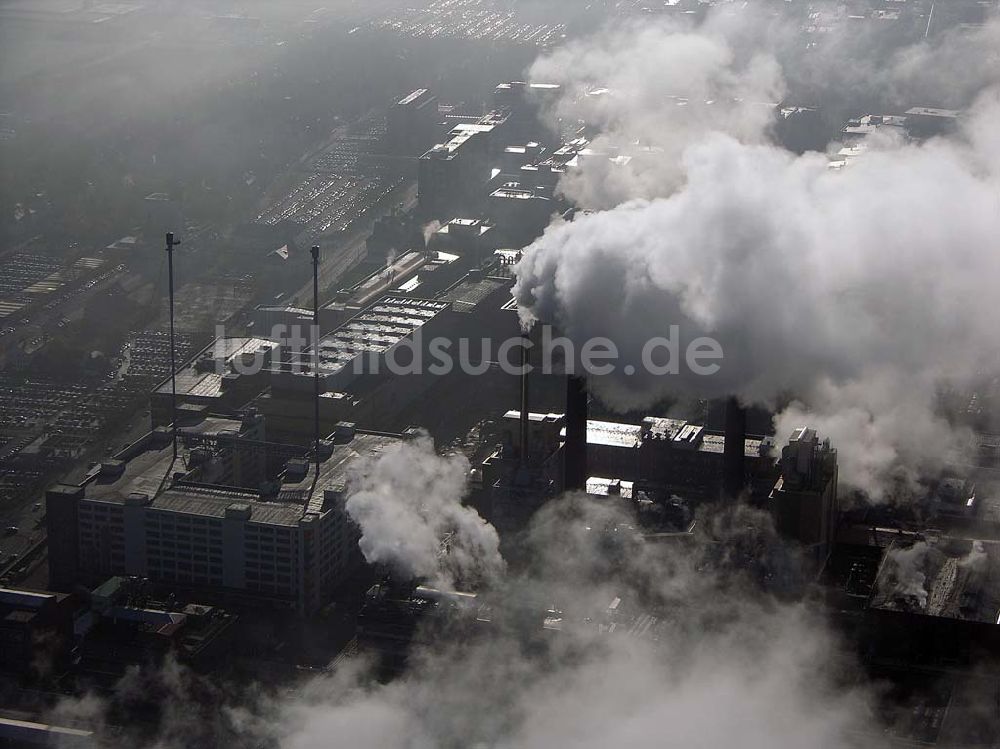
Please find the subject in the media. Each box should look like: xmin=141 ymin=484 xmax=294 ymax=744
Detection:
xmin=0 ymin=0 xmax=999 ymax=746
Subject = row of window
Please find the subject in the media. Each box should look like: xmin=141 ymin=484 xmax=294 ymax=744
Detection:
xmin=149 ymin=559 xmax=224 ymax=576
xmin=149 ymin=548 xmax=222 ymax=564
xmin=245 ymin=570 xmax=292 ymax=584
xmin=155 ymin=569 xmax=223 ymax=586
xmin=147 ymin=532 xmax=222 ymax=549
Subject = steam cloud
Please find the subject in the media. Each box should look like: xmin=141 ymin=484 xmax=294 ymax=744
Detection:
xmin=516 ymin=11 xmax=1000 ymax=499
xmin=345 ymin=432 xmax=504 ymax=589
xmin=280 ymin=499 xmax=882 ymax=749
xmin=35 ymin=10 xmax=1000 ymax=748
xmin=54 ymin=461 xmax=887 ymax=747
xmin=883 ymin=540 xmax=931 ymax=609
xmin=529 ymin=18 xmax=785 ymax=208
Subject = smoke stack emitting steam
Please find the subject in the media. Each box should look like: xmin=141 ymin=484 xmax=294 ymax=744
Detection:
xmin=514 ymin=13 xmax=1000 ymax=501
xmin=520 ymin=332 xmax=531 ymax=466
xmin=47 ymin=11 xmax=1000 ymax=747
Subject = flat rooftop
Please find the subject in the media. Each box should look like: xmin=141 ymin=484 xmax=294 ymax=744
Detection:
xmin=155 ymin=337 xmax=277 ymax=399
xmin=584 ymin=420 xmax=643 ymax=449
xmin=329 ymin=251 xmax=427 ymax=310
xmin=256 ymin=305 xmax=311 ymax=315
xmin=586 ymin=477 xmax=634 ymax=499
xmin=697 ymin=433 xmax=768 ymax=458
xmin=905 ymin=107 xmax=960 ymax=118
xmin=870 ymin=537 xmax=1000 ymax=624
xmin=491 ymin=184 xmax=546 ymax=201
xmin=438 ymin=276 xmax=509 ymax=312
xmin=397 ymin=88 xmax=433 ymax=107
xmin=80 ymin=417 xmax=401 ymax=527
xmin=423 ymin=123 xmax=494 ymax=158
xmin=505 ymin=411 xmax=766 ymax=456
xmin=88 ymin=417 xmax=242 ymax=502
xmin=313 ymin=297 xmax=449 ymax=374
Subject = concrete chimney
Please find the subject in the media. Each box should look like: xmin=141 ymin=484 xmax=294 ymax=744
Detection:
xmin=723 ymin=396 xmax=747 ymax=500
xmin=564 ymin=375 xmax=588 ymax=491
xmin=519 ymin=332 xmax=531 ymax=466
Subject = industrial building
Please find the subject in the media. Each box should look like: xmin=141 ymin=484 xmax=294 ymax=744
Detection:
xmin=854 ymin=534 xmax=1000 ymax=687
xmin=0 ymin=586 xmax=75 ymax=676
xmin=769 ymin=427 xmax=839 ymax=571
xmin=485 ymin=410 xmax=774 ymax=494
xmin=75 ymin=576 xmax=238 ymax=679
xmin=319 ymin=250 xmax=467 ymax=331
xmin=476 ymin=405 xmax=780 ymax=535
xmin=485 ymin=182 xmax=554 ymax=248
xmin=418 ymin=123 xmax=493 ymax=219
xmin=386 ymin=88 xmax=439 ymax=157
xmin=46 ymin=411 xmax=404 ymax=615
xmin=418 ymin=111 xmax=512 ymax=220
xmin=357 ymin=584 xmax=491 ymax=670
xmin=256 ymin=262 xmax=518 ymax=438
xmin=493 ymin=81 xmax=562 ymax=147
xmin=149 ymin=337 xmax=280 ymax=427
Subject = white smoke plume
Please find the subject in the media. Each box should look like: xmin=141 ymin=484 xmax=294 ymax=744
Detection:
xmin=46 ymin=503 xmax=897 ymax=748
xmin=45 ymin=654 xmax=272 ymax=747
xmin=422 ymin=219 xmax=443 ymax=246
xmin=345 ymin=432 xmax=504 ymax=589
xmin=774 ymin=374 xmax=969 ymax=502
xmin=883 ymin=541 xmax=931 ymax=609
xmin=959 ymin=539 xmax=988 ymax=574
xmin=515 ymin=14 xmax=1000 ymax=499
xmin=278 ymin=499 xmax=883 ymax=749
xmin=888 ymin=17 xmax=1000 ymax=109
xmin=529 ymin=16 xmax=785 ymax=208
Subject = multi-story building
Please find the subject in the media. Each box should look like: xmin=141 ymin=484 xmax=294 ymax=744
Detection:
xmin=769 ymin=427 xmax=839 ymax=571
xmin=149 ymin=337 xmax=279 ymax=428
xmin=0 ymin=587 xmax=75 ymax=676
xmin=418 ymin=111 xmax=510 ymax=220
xmin=486 ymin=410 xmax=775 ymax=494
xmin=418 ymin=124 xmax=492 ymax=219
xmin=479 ymin=408 xmax=778 ymax=534
xmin=386 ymin=88 xmax=439 ymax=156
xmin=493 ymin=81 xmax=562 ymax=146
xmin=46 ymin=413 xmax=403 ymax=615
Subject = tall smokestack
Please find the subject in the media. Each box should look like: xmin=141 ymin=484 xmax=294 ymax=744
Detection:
xmin=519 ymin=331 xmax=531 ymax=466
xmin=564 ymin=375 xmax=588 ymax=491
xmin=165 ymin=232 xmax=181 ymax=461
xmin=723 ymin=396 xmax=747 ymax=500
xmin=311 ymin=245 xmax=321 ymax=478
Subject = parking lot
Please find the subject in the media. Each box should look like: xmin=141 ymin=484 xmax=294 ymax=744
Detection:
xmin=371 ymin=0 xmax=566 ymax=44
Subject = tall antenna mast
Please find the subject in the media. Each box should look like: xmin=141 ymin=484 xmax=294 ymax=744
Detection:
xmin=165 ymin=232 xmax=181 ymax=460
xmin=311 ymin=245 xmax=321 ymax=478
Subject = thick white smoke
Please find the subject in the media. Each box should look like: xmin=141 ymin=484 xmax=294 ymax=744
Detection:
xmin=279 ymin=499 xmax=883 ymax=749
xmin=882 ymin=541 xmax=932 ymax=609
xmin=889 ymin=17 xmax=1000 ymax=109
xmin=283 ymin=611 xmax=875 ymax=749
xmin=516 ymin=14 xmax=1000 ymax=499
xmin=774 ymin=374 xmax=968 ymax=502
xmin=51 ymin=487 xmax=889 ymax=748
xmin=529 ymin=18 xmax=785 ymax=208
xmin=345 ymin=433 xmax=504 ymax=589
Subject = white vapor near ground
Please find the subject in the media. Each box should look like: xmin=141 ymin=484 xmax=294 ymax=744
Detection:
xmin=515 ymin=11 xmax=1000 ymax=500
xmin=48 ymin=466 xmax=885 ymax=749
xmin=279 ymin=498 xmax=882 ymax=749
xmin=344 ymin=432 xmax=503 ymax=589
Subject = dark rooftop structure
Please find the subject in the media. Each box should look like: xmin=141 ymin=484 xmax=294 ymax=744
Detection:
xmin=870 ymin=537 xmax=1000 ymax=625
